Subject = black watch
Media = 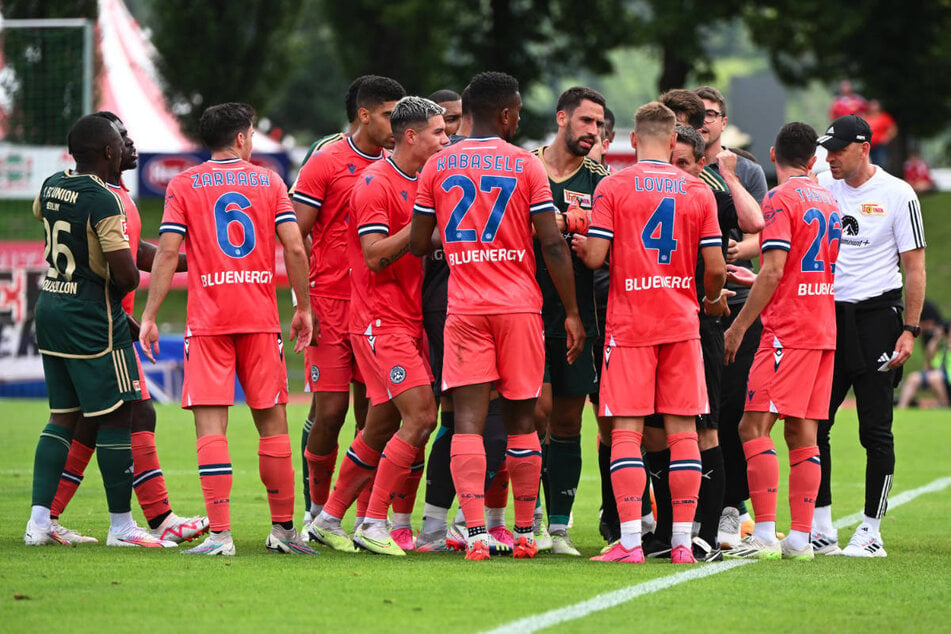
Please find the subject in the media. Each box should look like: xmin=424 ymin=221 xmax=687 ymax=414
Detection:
xmin=903 ymin=324 xmax=921 ymax=338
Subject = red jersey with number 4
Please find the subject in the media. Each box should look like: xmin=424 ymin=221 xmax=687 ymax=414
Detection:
xmin=109 ymin=182 xmax=140 ymax=316
xmin=292 ymin=137 xmax=385 ymax=300
xmin=414 ymin=136 xmax=557 ymax=316
xmin=160 ymin=158 xmax=297 ymax=335
xmin=349 ymin=157 xmax=423 ymax=337
xmin=758 ymin=176 xmax=840 ymax=350
xmin=589 ymin=159 xmax=721 ymax=346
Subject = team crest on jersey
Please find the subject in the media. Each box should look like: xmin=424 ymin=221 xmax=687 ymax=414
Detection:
xmin=390 ymin=365 xmax=407 ymax=384
xmin=861 ymin=203 xmax=885 ymax=216
xmin=842 ymin=215 xmax=860 ymax=236
xmin=132 ymin=380 xmax=141 ymax=392
xmin=564 ymin=190 xmax=593 ymax=209
xmin=347 ymin=163 xmax=357 ymax=174
xmin=310 ymin=365 xmax=320 ymax=383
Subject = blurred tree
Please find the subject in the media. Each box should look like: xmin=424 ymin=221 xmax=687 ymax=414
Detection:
xmin=0 ymin=0 xmax=97 ymax=144
xmin=149 ymin=0 xmax=304 ymax=139
xmin=744 ymin=1 xmax=951 ymax=141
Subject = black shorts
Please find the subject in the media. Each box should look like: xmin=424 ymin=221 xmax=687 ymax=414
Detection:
xmin=423 ymin=310 xmax=446 ymax=399
xmin=544 ymin=336 xmax=598 ymax=398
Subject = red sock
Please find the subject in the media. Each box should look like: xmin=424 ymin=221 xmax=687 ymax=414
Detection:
xmin=197 ymin=434 xmax=232 ymax=532
xmin=451 ymin=434 xmax=486 ymax=529
xmin=323 ymin=432 xmax=380 ymax=520
xmin=667 ymin=432 xmax=701 ymax=526
xmin=485 ymin=458 xmax=509 ymax=507
xmin=51 ymin=439 xmax=95 ymax=518
xmin=743 ymin=436 xmax=778 ymax=524
xmin=304 ymin=445 xmax=338 ymax=509
xmin=258 ymin=434 xmax=295 ymax=524
xmin=367 ymin=435 xmax=419 ymax=520
xmin=392 ymin=445 xmax=426 ymax=515
xmin=131 ymin=431 xmax=171 ymax=523
xmin=506 ymin=433 xmax=542 ymax=530
xmin=610 ymin=429 xmax=645 ymax=524
xmin=788 ymin=445 xmax=821 ymax=533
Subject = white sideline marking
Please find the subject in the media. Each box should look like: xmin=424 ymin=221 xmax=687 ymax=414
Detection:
xmin=483 ymin=476 xmax=951 ymax=634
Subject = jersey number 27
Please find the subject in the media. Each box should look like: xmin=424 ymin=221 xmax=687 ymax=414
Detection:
xmin=442 ymin=175 xmax=516 ymax=243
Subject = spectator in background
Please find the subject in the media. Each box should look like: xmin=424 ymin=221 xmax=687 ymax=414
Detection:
xmin=897 ymin=301 xmax=949 ymax=409
xmin=863 ymin=100 xmax=898 ymax=168
xmin=829 ymin=80 xmax=867 ymax=121
xmin=903 ymin=151 xmax=937 ymax=195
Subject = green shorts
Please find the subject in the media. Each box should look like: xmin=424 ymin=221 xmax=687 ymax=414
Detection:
xmin=543 ymin=337 xmax=598 ymax=398
xmin=42 ymin=346 xmax=142 ymax=417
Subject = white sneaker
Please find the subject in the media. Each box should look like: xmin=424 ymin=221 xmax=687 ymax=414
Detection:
xmin=550 ymin=529 xmax=581 ymax=556
xmin=182 ymin=531 xmax=236 ymax=556
xmin=51 ymin=521 xmax=98 ymax=544
xmin=150 ymin=514 xmax=209 ymax=544
xmin=533 ymin=518 xmax=553 ymax=551
xmin=24 ymin=519 xmax=71 ymax=546
xmin=780 ymin=537 xmax=815 ymax=561
xmin=353 ymin=522 xmax=405 ymax=556
xmin=838 ymin=525 xmax=887 ymax=558
xmin=107 ymin=523 xmax=177 ymax=548
xmin=810 ymin=528 xmax=840 ymax=555
xmin=717 ymin=506 xmax=741 ymax=549
xmin=265 ymin=526 xmax=319 ymax=555
xmin=722 ymin=534 xmax=781 ymax=560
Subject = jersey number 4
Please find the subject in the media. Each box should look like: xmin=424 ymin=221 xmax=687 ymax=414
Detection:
xmin=801 ymin=208 xmax=841 ymax=273
xmin=641 ymin=197 xmax=677 ymax=264
xmin=442 ymin=175 xmax=516 ymax=243
xmin=214 ymin=192 xmax=256 ymax=258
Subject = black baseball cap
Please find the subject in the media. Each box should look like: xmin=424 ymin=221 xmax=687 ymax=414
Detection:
xmin=817 ymin=114 xmax=872 ymax=151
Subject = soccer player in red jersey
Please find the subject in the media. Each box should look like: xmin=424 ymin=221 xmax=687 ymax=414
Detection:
xmin=307 ymin=96 xmax=449 ymax=555
xmin=722 ymin=122 xmax=841 ymax=561
xmin=140 ymin=103 xmax=315 ymax=556
xmin=48 ymin=112 xmax=208 ymax=547
xmin=292 ymin=77 xmax=405 ymax=530
xmin=576 ymin=101 xmax=727 ymax=565
xmin=410 ymin=71 xmax=584 ymax=561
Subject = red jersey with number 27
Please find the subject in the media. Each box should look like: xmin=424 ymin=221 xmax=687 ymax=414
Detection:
xmin=160 ymin=158 xmax=297 ymax=336
xmin=589 ymin=159 xmax=721 ymax=346
xmin=758 ymin=175 xmax=840 ymax=350
xmin=414 ymin=136 xmax=557 ymax=316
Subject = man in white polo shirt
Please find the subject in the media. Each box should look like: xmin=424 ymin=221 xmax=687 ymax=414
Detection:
xmin=813 ymin=114 xmax=926 ymax=558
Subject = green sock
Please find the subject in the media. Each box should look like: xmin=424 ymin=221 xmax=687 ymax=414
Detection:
xmin=96 ymin=427 xmax=133 ymax=513
xmin=32 ymin=423 xmax=73 ymax=507
xmin=546 ymin=434 xmax=582 ymax=530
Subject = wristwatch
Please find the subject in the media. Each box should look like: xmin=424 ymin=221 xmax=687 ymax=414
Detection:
xmin=903 ymin=324 xmax=921 ymax=338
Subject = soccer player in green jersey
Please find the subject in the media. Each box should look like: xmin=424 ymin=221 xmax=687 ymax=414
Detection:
xmin=26 ymin=115 xmax=169 ymax=548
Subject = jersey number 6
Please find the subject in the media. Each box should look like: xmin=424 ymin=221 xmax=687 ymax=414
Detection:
xmin=214 ymin=192 xmax=257 ymax=258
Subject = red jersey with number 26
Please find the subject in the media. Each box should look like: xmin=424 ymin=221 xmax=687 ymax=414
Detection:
xmin=160 ymin=158 xmax=297 ymax=335
xmin=414 ymin=136 xmax=557 ymax=316
xmin=349 ymin=157 xmax=423 ymax=337
xmin=589 ymin=159 xmax=721 ymax=346
xmin=758 ymin=175 xmax=840 ymax=350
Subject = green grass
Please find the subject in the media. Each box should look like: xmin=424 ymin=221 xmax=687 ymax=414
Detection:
xmin=1 ymin=400 xmax=949 ymax=632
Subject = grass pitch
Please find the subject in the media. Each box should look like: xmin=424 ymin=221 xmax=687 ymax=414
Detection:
xmin=1 ymin=399 xmax=949 ymax=633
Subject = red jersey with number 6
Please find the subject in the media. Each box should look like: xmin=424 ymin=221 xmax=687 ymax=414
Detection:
xmin=160 ymin=158 xmax=297 ymax=335
xmin=414 ymin=136 xmax=557 ymax=316
xmin=589 ymin=159 xmax=721 ymax=346
xmin=758 ymin=175 xmax=840 ymax=350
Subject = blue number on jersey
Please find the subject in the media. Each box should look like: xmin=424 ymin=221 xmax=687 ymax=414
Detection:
xmin=827 ymin=211 xmax=842 ymax=274
xmin=214 ymin=192 xmax=256 ymax=258
xmin=641 ymin=197 xmax=677 ymax=264
xmin=442 ymin=175 xmax=517 ymax=244
xmin=802 ymin=207 xmax=841 ymax=273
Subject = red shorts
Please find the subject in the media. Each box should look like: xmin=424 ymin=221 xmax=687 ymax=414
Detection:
xmin=305 ymin=296 xmax=361 ymax=392
xmin=352 ymin=331 xmax=433 ymax=406
xmin=598 ymin=339 xmax=708 ymax=417
xmin=182 ymin=333 xmax=288 ymax=409
xmin=133 ymin=346 xmax=151 ymax=401
xmin=746 ymin=347 xmax=834 ymax=420
xmin=442 ymin=313 xmax=544 ymax=400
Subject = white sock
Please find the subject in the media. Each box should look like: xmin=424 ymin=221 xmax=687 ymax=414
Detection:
xmin=109 ymin=512 xmax=134 ymax=533
xmin=786 ymin=529 xmax=810 ymax=550
xmin=454 ymin=508 xmax=466 ymax=525
xmin=354 ymin=516 xmax=365 ymax=529
xmin=317 ymin=510 xmax=341 ymax=524
xmin=422 ymin=504 xmax=449 ymax=533
xmin=671 ymin=522 xmax=692 ymax=549
xmin=738 ymin=511 xmax=753 ymax=524
xmin=210 ymin=529 xmax=231 ymax=541
xmin=641 ymin=512 xmax=656 ymax=533
xmin=813 ymin=505 xmax=833 ymax=533
xmin=363 ymin=517 xmax=386 ymax=527
xmin=309 ymin=503 xmax=323 ymax=516
xmin=861 ymin=515 xmax=881 ymax=535
xmin=391 ymin=512 xmax=412 ymax=530
xmin=30 ymin=505 xmax=51 ymax=529
xmin=619 ymin=520 xmax=642 ymax=549
xmin=486 ymin=506 xmax=505 ymax=529
xmin=753 ymin=521 xmax=778 ymax=544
